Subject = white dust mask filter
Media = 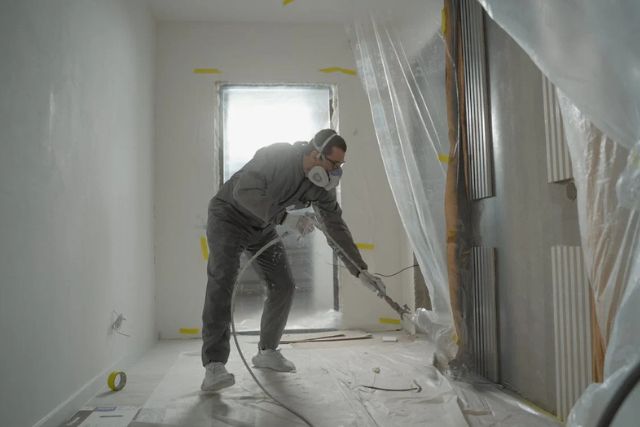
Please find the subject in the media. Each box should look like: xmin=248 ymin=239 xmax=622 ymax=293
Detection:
xmin=307 ymin=165 xmax=330 ymax=188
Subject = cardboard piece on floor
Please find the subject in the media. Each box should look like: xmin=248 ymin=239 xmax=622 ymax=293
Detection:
xmin=457 ymin=387 xmax=492 ymax=416
xmin=62 ymin=410 xmax=93 ymax=427
xmin=77 ymin=406 xmax=139 ymax=427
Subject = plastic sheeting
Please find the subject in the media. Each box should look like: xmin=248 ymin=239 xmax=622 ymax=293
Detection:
xmin=476 ymin=0 xmax=640 ymax=152
xmin=471 ymin=1 xmax=640 ymax=424
xmin=135 ymin=335 xmax=469 ymax=426
xmin=349 ymin=2 xmax=457 ymax=363
xmin=557 ymin=93 xmax=640 ymax=350
xmin=351 ymin=0 xmax=640 ymax=423
xmin=557 ymin=93 xmax=640 ymax=426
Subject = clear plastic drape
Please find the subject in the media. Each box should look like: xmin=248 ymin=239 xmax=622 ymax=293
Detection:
xmin=476 ymin=0 xmax=640 ymax=152
xmin=350 ymin=0 xmax=640 ymax=421
xmin=557 ymin=93 xmax=640 ymax=349
xmin=472 ymin=1 xmax=640 ymax=424
xmin=557 ymin=92 xmax=640 ymax=426
xmin=349 ymin=4 xmax=457 ymax=363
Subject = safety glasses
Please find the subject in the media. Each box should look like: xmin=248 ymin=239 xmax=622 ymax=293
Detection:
xmin=325 ymin=157 xmax=345 ymax=170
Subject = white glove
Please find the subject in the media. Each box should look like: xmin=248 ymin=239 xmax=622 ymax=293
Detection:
xmin=282 ymin=211 xmax=316 ymax=238
xmin=358 ymin=270 xmax=386 ymax=297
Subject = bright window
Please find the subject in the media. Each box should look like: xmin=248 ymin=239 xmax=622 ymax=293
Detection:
xmin=222 ymin=85 xmax=333 ymax=180
xmin=219 ymin=84 xmax=339 ymax=331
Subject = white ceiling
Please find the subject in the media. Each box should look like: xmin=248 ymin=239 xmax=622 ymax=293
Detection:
xmin=145 ymin=0 xmax=417 ymax=24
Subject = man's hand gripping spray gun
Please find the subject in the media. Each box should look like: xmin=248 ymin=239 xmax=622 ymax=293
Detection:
xmin=309 ymin=215 xmax=412 ymax=320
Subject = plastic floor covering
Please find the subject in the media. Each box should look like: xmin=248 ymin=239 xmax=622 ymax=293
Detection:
xmin=67 ymin=333 xmax=561 ymax=427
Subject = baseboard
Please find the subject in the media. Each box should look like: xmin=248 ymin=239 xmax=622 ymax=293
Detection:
xmin=33 ymin=341 xmax=155 ymax=427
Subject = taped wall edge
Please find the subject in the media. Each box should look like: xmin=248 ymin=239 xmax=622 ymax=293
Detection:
xmin=444 ymin=0 xmax=467 ymax=360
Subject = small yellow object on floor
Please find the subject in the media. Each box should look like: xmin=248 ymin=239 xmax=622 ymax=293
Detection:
xmin=107 ymin=371 xmax=127 ymax=392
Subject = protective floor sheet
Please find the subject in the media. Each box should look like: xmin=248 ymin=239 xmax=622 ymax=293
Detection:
xmin=132 ymin=336 xmax=468 ymax=426
xmin=452 ymin=380 xmax=561 ymax=427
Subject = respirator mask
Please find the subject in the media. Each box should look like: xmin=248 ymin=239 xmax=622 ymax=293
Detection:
xmin=306 ymin=132 xmax=343 ymax=191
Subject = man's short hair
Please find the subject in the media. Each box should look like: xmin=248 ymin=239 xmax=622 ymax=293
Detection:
xmin=309 ymin=129 xmax=347 ymax=156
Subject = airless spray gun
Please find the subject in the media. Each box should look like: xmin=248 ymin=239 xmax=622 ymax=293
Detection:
xmin=310 ymin=216 xmax=412 ymax=320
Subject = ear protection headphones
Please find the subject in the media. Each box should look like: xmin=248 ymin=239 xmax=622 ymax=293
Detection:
xmin=312 ymin=131 xmax=340 ymax=160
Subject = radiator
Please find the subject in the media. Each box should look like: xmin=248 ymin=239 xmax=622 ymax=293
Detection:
xmin=461 ymin=0 xmax=495 ymax=200
xmin=470 ymin=246 xmax=499 ymax=382
xmin=551 ymin=245 xmax=592 ymax=420
xmin=542 ymin=76 xmax=573 ymax=183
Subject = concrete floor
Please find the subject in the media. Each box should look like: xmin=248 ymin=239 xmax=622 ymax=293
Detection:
xmin=64 ymin=333 xmax=562 ymax=427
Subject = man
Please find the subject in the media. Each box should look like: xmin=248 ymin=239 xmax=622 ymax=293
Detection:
xmin=201 ymin=128 xmax=386 ymax=392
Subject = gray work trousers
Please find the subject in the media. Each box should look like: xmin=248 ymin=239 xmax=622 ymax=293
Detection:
xmin=201 ymin=198 xmax=295 ymax=366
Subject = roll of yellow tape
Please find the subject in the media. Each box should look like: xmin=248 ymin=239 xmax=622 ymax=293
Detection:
xmin=107 ymin=371 xmax=127 ymax=392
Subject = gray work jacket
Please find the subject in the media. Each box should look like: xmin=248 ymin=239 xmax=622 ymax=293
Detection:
xmin=215 ymin=142 xmax=367 ymax=276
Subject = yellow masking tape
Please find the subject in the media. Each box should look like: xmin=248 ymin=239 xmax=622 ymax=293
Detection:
xmin=631 ymin=151 xmax=640 ymax=168
xmin=107 ymin=371 xmax=127 ymax=392
xmin=356 ymin=242 xmax=375 ymax=251
xmin=379 ymin=317 xmax=401 ymax=325
xmin=516 ymin=397 xmax=561 ymax=421
xmin=319 ymin=67 xmax=357 ymax=76
xmin=283 ymin=0 xmax=296 ymax=5
xmin=193 ymin=68 xmax=222 ymax=74
xmin=200 ymin=235 xmax=209 ymax=261
xmin=441 ymin=7 xmax=447 ymax=36
xmin=438 ymin=153 xmax=450 ymax=163
xmin=179 ymin=328 xmax=200 ymax=335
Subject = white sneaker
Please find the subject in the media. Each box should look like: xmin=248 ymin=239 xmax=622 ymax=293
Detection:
xmin=201 ymin=362 xmax=235 ymax=392
xmin=251 ymin=349 xmax=296 ymax=372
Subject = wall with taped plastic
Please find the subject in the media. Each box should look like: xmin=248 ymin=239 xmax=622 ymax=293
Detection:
xmin=0 ymin=1 xmax=156 ymax=426
xmin=154 ymin=21 xmax=413 ymax=338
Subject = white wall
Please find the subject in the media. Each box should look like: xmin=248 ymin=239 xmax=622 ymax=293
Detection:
xmin=154 ymin=21 xmax=413 ymax=338
xmin=0 ymin=1 xmax=156 ymax=426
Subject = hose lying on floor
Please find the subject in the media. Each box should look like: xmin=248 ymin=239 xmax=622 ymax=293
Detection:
xmin=229 ymin=234 xmax=314 ymax=427
xmin=228 ymin=223 xmax=416 ymax=426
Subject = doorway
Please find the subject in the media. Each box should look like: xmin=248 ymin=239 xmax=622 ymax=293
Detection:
xmin=218 ymin=84 xmax=339 ymax=331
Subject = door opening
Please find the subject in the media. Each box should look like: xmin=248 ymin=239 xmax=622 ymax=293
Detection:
xmin=218 ymin=84 xmax=340 ymax=332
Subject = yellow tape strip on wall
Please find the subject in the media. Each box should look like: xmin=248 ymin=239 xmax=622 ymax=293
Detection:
xmin=319 ymin=67 xmax=357 ymax=76
xmin=441 ymin=7 xmax=447 ymax=36
xmin=379 ymin=317 xmax=401 ymax=325
xmin=438 ymin=153 xmax=450 ymax=163
xmin=200 ymin=235 xmax=209 ymax=261
xmin=356 ymin=242 xmax=375 ymax=251
xmin=283 ymin=0 xmax=296 ymax=5
xmin=179 ymin=328 xmax=200 ymax=335
xmin=193 ymin=68 xmax=222 ymax=74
